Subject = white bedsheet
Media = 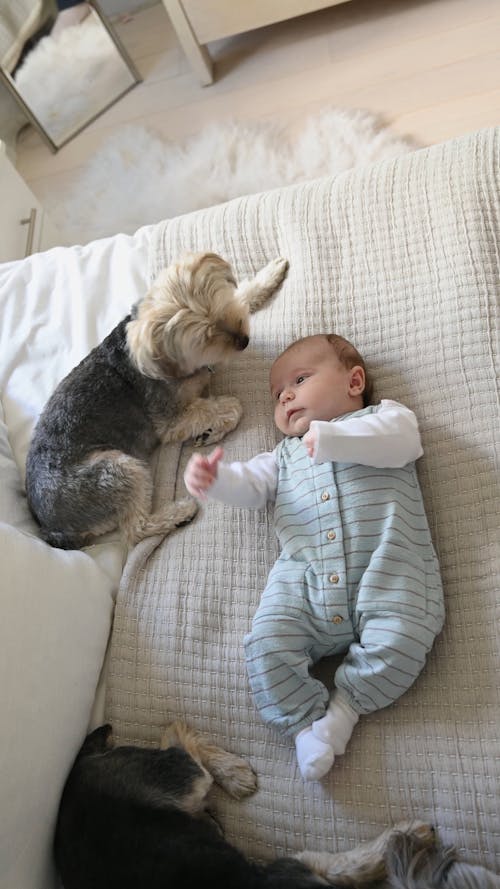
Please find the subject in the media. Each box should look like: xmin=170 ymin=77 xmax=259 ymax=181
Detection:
xmin=1 ymin=224 xmax=153 ymax=492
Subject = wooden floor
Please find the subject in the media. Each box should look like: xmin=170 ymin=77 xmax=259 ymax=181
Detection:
xmin=15 ymin=0 xmax=500 ymax=204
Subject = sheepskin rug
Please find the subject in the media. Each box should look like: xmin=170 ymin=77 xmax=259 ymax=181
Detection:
xmin=43 ymin=108 xmax=417 ymax=245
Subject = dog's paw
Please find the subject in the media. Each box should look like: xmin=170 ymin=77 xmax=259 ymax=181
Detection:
xmin=257 ymin=257 xmax=289 ymax=292
xmin=215 ymin=752 xmax=258 ymax=800
xmin=239 ymin=257 xmax=289 ymax=312
xmin=173 ymin=497 xmax=199 ymax=527
xmin=194 ymin=429 xmax=213 ymax=446
xmin=193 ymin=396 xmax=243 ymax=446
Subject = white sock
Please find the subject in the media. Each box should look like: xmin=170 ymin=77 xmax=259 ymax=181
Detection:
xmin=312 ymin=693 xmax=359 ymax=755
xmin=295 ymin=727 xmax=334 ymax=781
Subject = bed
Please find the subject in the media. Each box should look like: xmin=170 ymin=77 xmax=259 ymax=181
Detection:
xmin=1 ymin=126 xmax=499 ymax=889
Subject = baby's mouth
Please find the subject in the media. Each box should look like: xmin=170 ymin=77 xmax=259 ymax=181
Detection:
xmin=287 ymin=408 xmax=302 ymax=420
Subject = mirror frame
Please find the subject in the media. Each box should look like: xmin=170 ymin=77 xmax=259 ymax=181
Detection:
xmin=0 ymin=0 xmax=142 ymax=153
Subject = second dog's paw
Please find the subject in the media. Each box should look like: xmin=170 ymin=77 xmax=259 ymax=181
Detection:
xmin=173 ymin=497 xmax=199 ymax=527
xmin=215 ymin=752 xmax=258 ymax=799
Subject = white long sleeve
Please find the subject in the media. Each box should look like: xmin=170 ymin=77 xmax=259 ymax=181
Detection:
xmin=205 ymin=402 xmax=422 ymax=506
xmin=310 ymin=400 xmax=423 ymax=467
xmin=208 ymin=451 xmax=278 ymax=508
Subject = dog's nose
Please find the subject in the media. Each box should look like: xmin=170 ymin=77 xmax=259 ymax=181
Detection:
xmin=235 ymin=334 xmax=249 ymax=351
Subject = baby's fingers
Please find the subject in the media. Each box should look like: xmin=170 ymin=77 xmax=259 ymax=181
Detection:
xmin=188 ymin=464 xmax=212 ymax=487
xmin=206 ymin=446 xmax=224 ymax=471
xmin=303 ymin=429 xmax=316 ymax=457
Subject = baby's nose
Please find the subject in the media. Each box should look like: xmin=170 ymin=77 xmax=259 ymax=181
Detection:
xmin=280 ymin=389 xmax=294 ymax=404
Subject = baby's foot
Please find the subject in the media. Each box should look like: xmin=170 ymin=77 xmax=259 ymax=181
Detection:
xmin=312 ymin=693 xmax=358 ymax=755
xmin=295 ymin=727 xmax=334 ymax=781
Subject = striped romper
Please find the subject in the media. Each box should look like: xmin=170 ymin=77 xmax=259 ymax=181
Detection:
xmin=208 ymin=402 xmax=444 ymax=738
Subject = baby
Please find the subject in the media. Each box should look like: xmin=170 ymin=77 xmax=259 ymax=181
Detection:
xmin=184 ymin=334 xmax=444 ymax=781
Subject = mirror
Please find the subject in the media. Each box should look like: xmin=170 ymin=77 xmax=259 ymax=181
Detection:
xmin=0 ymin=0 xmax=141 ymax=152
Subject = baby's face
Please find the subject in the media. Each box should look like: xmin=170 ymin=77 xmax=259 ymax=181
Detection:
xmin=270 ymin=339 xmax=364 ymax=436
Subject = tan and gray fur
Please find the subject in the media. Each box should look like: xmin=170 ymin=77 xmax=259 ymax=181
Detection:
xmin=26 ymin=252 xmax=288 ymax=550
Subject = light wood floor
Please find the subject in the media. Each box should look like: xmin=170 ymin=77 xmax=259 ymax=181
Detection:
xmin=15 ymin=0 xmax=500 ymax=206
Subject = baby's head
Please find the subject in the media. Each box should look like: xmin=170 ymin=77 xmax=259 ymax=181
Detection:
xmin=270 ymin=333 xmax=372 ymax=436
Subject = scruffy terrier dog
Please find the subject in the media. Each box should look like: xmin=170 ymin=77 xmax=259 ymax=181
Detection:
xmin=26 ymin=252 xmax=288 ymax=550
xmin=54 ymin=721 xmax=438 ymax=889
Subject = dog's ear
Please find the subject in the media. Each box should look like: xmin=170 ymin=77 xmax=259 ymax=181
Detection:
xmin=183 ymin=252 xmax=237 ymax=292
xmin=127 ymin=314 xmax=181 ymax=380
xmin=79 ymin=724 xmax=114 ymax=757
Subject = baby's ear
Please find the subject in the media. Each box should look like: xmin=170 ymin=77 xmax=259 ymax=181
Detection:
xmin=349 ymin=365 xmax=365 ymax=395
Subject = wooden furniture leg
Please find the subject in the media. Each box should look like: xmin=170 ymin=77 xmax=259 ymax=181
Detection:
xmin=161 ymin=0 xmax=214 ymax=85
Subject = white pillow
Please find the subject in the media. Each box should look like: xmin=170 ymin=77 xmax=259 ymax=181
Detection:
xmin=0 ymin=223 xmax=154 ymax=889
xmin=0 ymin=521 xmax=113 ymax=889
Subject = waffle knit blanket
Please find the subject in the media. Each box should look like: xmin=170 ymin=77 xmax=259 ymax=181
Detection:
xmin=106 ymin=127 xmax=500 ymax=870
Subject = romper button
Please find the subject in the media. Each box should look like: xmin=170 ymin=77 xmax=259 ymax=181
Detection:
xmin=327 ymin=530 xmax=336 ymax=540
xmin=321 ymin=491 xmax=330 ymax=501
xmin=329 ymin=574 xmax=339 ymax=584
xmin=332 ymin=615 xmax=343 ymax=624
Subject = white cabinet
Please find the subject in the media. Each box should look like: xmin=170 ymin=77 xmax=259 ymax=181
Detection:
xmin=0 ymin=141 xmax=62 ymax=263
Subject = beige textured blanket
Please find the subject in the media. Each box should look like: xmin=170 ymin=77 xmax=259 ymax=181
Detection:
xmin=106 ymin=127 xmax=500 ymax=870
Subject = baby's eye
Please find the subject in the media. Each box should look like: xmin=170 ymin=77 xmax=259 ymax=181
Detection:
xmin=296 ymin=375 xmax=305 ymax=385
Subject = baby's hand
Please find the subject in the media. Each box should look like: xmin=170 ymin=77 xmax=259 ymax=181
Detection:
xmin=184 ymin=446 xmax=223 ymax=499
xmin=303 ymin=426 xmax=317 ymax=458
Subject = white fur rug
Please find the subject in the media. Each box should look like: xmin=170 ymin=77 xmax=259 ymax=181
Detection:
xmin=43 ymin=108 xmax=418 ymax=245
